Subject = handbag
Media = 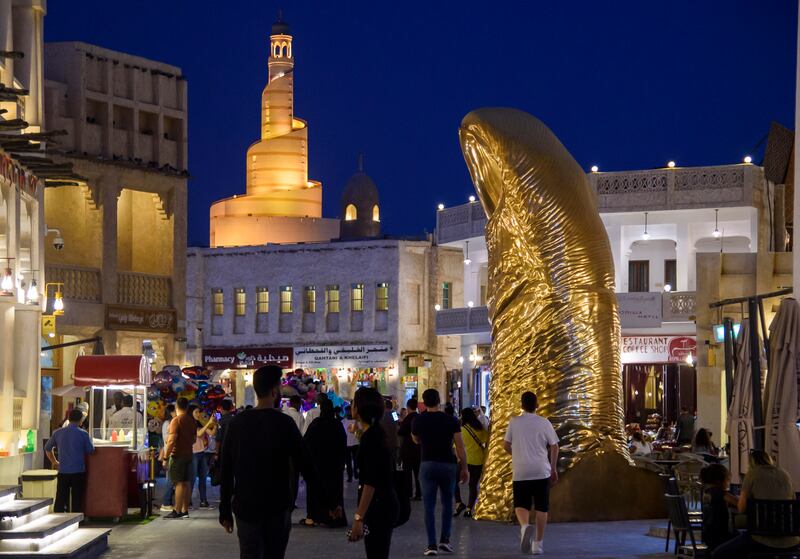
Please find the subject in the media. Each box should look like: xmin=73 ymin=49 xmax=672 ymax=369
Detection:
xmin=464 ymin=425 xmax=486 ymax=451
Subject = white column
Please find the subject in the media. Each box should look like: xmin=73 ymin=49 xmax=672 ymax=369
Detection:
xmin=606 ymin=223 xmax=622 ymax=291
xmin=675 ymin=222 xmax=692 ymax=292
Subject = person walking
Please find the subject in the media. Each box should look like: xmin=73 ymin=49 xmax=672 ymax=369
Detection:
xmin=219 ymin=365 xmax=340 ymax=559
xmin=163 ymin=396 xmax=196 ymax=519
xmin=504 ymin=391 xmax=559 ymax=555
xmin=159 ymin=403 xmax=176 ymax=512
xmin=454 ymin=407 xmax=488 ymax=518
xmin=301 ymin=398 xmax=347 ymax=527
xmin=347 ymin=387 xmax=400 ymax=559
xmin=45 ymin=409 xmax=95 ymax=513
xmin=398 ymin=398 xmax=422 ymax=500
xmin=343 ymin=406 xmax=360 ymax=482
xmin=412 ymin=389 xmax=469 ymax=556
xmin=302 ymin=393 xmax=328 ymax=435
xmin=283 ymin=395 xmax=305 ymax=433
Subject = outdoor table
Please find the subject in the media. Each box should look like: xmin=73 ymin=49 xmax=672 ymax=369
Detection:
xmin=654 ymin=459 xmax=681 ymax=475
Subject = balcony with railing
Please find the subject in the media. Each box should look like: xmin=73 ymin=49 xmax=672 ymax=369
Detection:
xmin=118 ymin=271 xmax=172 ymax=308
xmin=436 ymin=291 xmax=696 ymax=336
xmin=590 ymin=164 xmax=762 ymax=213
xmin=45 ymin=265 xmax=102 ymax=303
xmin=435 ymin=306 xmax=490 ymax=336
xmin=436 ymin=202 xmax=487 ymax=245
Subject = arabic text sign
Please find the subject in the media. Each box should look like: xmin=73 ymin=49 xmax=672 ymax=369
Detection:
xmin=621 ymin=336 xmax=696 ymax=364
xmin=616 ymin=292 xmax=662 ymax=328
xmin=294 ymin=344 xmax=393 ymax=369
xmin=105 ymin=305 xmax=176 ymax=333
xmin=202 ymin=347 xmax=293 ymax=370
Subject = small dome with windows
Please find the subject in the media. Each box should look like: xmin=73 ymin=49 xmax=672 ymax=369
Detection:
xmin=339 ymin=155 xmax=381 ymax=240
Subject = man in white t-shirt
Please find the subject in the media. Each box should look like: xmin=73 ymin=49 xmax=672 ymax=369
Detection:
xmin=504 ymin=391 xmax=559 ymax=556
xmin=283 ymin=395 xmax=305 ymax=433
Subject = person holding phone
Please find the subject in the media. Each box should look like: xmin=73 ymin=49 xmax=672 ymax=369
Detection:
xmin=379 ymin=399 xmax=399 ymax=462
xmin=347 ymin=387 xmax=399 ymax=559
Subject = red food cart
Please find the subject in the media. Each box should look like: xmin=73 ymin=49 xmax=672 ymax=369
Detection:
xmin=73 ymin=355 xmax=153 ymax=521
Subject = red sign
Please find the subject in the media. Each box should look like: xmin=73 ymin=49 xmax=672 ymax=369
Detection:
xmin=202 ymin=347 xmax=293 ymax=370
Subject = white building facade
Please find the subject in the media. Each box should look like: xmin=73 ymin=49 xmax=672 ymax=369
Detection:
xmin=187 ymin=239 xmax=463 ymax=405
xmin=436 ymin=162 xmax=773 ymax=438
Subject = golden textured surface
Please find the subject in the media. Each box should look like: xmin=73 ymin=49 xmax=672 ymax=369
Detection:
xmin=459 ymin=108 xmax=629 ymax=521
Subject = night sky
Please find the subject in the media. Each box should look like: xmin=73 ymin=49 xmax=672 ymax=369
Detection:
xmin=44 ymin=1 xmax=797 ymax=247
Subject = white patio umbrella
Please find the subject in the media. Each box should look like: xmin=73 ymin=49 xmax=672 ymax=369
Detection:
xmin=764 ymin=297 xmax=800 ymax=489
xmin=727 ymin=320 xmax=757 ymax=484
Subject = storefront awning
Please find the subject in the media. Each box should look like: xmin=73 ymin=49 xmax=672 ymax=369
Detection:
xmin=74 ymin=355 xmax=152 ymax=387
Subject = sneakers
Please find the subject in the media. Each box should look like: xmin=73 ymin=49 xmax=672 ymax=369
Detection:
xmin=438 ymin=540 xmax=454 ymax=553
xmin=520 ymin=525 xmax=535 ymax=554
xmin=159 ymin=505 xmax=173 ymax=512
xmin=532 ymin=540 xmax=544 ymax=555
xmin=164 ymin=510 xmax=183 ymax=519
xmin=423 ymin=545 xmax=438 ymax=556
xmin=199 ymin=501 xmax=210 ymax=508
xmin=453 ymin=503 xmax=466 ymax=517
xmin=178 ymin=511 xmax=189 ymax=519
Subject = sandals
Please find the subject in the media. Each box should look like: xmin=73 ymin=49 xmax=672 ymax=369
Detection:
xmin=299 ymin=518 xmax=316 ymax=527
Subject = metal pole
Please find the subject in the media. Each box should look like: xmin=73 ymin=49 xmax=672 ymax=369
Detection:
xmin=723 ymin=317 xmax=734 ymax=407
xmin=758 ymin=300 xmax=771 ymax=373
xmin=748 ymin=299 xmax=765 ymax=451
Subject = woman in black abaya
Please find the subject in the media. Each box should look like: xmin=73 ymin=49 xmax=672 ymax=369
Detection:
xmin=301 ymin=398 xmax=347 ymax=527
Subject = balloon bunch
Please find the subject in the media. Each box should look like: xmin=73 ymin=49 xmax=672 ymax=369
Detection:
xmin=147 ymin=365 xmax=226 ymax=418
xmin=281 ymin=369 xmax=321 ymax=411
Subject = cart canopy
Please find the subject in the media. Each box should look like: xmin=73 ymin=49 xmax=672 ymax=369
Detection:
xmin=74 ymin=355 xmax=152 ymax=387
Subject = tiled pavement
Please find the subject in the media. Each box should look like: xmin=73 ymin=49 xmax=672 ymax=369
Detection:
xmin=94 ymin=478 xmax=672 ymax=558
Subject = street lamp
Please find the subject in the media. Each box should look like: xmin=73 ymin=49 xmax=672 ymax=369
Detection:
xmin=713 ymin=209 xmax=721 ymax=238
xmin=463 ymin=240 xmax=472 ymax=266
xmin=642 ymin=212 xmax=650 ymax=241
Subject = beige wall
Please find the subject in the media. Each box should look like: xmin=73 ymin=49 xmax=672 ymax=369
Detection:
xmin=116 ymin=188 xmax=173 ymax=274
xmin=44 ymin=186 xmax=102 ymax=268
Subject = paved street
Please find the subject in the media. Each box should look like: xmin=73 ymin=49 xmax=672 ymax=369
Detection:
xmin=94 ymin=479 xmax=671 ymax=558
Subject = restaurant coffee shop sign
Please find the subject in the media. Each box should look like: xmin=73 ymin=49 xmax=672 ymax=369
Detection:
xmin=294 ymin=344 xmax=394 ymax=369
xmin=621 ymin=336 xmax=697 ymax=365
xmin=105 ymin=305 xmax=177 ymax=333
xmin=202 ymin=347 xmax=293 ymax=370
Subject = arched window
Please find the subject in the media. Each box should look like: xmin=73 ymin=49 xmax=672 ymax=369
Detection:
xmin=345 ymin=204 xmax=357 ymax=221
xmin=372 ymin=205 xmax=380 ymax=222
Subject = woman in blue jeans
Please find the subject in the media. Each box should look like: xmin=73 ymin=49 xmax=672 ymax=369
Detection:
xmin=189 ymin=406 xmax=216 ymax=508
xmin=412 ymin=389 xmax=469 ymax=556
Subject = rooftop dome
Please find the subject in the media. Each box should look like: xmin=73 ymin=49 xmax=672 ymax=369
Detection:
xmin=339 ymin=155 xmax=381 ymax=240
xmin=272 ymin=15 xmax=290 ymax=36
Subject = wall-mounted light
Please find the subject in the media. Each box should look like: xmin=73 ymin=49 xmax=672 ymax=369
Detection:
xmin=0 ymin=258 xmax=14 ymax=295
xmin=434 ymin=304 xmax=441 ymax=311
xmin=590 ymin=165 xmax=599 ymax=173
xmin=663 ymin=283 xmax=672 ymax=292
xmin=468 ymin=195 xmax=476 ymax=203
xmin=667 ymin=161 xmax=676 ymax=168
xmin=743 ymin=155 xmax=752 ymax=164
xmin=642 ymin=212 xmax=650 ymax=241
xmin=467 ymin=300 xmax=474 ymax=308
xmin=458 ymin=356 xmax=464 ymax=364
xmin=712 ymin=209 xmax=721 ymax=238
xmin=45 ymin=282 xmax=65 ymax=315
xmin=463 ymin=240 xmax=471 ymax=266
xmin=685 ymin=353 xmax=694 ymax=366
xmin=437 ymin=203 xmax=444 ymax=211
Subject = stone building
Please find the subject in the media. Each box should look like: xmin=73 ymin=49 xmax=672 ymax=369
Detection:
xmin=209 ymin=17 xmax=339 ymax=247
xmin=0 ymin=0 xmax=47 ymax=484
xmin=436 ymin=162 xmax=776 ymax=440
xmin=41 ymin=42 xmax=188 ymax=427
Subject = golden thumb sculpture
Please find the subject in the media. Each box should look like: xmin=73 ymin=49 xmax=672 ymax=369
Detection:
xmin=460 ymin=108 xmax=664 ymax=522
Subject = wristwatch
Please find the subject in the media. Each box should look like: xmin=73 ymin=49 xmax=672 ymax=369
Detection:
xmin=353 ymin=513 xmax=363 ymax=522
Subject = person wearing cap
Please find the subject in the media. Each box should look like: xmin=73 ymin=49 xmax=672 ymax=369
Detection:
xmin=62 ymin=401 xmax=89 ymax=429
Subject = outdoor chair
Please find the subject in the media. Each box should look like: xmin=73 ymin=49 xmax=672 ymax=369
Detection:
xmin=665 ymin=493 xmax=708 ymax=557
xmin=675 ymin=460 xmax=705 ymax=509
xmin=747 ymin=499 xmax=800 ymax=558
xmin=661 ymin=475 xmax=702 ymax=554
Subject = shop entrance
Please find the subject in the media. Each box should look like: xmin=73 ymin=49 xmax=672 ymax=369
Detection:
xmin=623 ymin=363 xmax=696 ymax=430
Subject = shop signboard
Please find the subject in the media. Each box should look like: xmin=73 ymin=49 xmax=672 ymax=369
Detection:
xmin=616 ymin=292 xmax=662 ymax=328
xmin=294 ymin=344 xmax=394 ymax=369
xmin=105 ymin=305 xmax=177 ymax=333
xmin=202 ymin=347 xmax=293 ymax=370
xmin=621 ymin=336 xmax=697 ymax=365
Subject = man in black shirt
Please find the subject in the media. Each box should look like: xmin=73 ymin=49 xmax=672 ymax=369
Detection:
xmin=219 ymin=365 xmax=339 ymax=558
